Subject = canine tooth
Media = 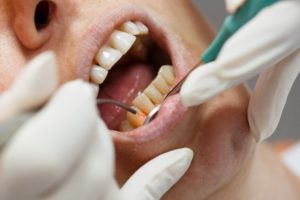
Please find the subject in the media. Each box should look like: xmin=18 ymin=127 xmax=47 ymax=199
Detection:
xmin=127 ymin=107 xmax=147 ymax=128
xmin=90 ymin=65 xmax=108 ymax=84
xmin=95 ymin=46 xmax=122 ymax=70
xmin=109 ymin=30 xmax=136 ymax=54
xmin=135 ymin=22 xmax=149 ymax=35
xmin=159 ymin=65 xmax=175 ymax=85
xmin=132 ymin=93 xmax=155 ymax=114
xmin=152 ymin=75 xmax=171 ymax=95
xmin=120 ymin=21 xmax=140 ymax=35
xmin=144 ymin=84 xmax=164 ymax=104
xmin=120 ymin=120 xmax=134 ymax=131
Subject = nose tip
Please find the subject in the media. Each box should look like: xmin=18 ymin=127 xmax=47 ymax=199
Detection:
xmin=13 ymin=0 xmax=56 ymax=49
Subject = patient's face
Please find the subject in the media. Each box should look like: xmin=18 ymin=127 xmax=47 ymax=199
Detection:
xmin=0 ymin=0 xmax=254 ymax=199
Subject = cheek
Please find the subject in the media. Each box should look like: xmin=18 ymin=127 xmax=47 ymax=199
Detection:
xmin=180 ymin=87 xmax=254 ymax=197
xmin=42 ymin=26 xmax=84 ymax=84
xmin=0 ymin=29 xmax=27 ymax=92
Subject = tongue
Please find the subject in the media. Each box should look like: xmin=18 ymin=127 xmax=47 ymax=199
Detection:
xmin=98 ymin=63 xmax=155 ymax=130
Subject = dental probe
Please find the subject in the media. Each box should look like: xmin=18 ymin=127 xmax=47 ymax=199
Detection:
xmin=97 ymin=99 xmax=137 ymax=114
xmin=0 ymin=99 xmax=136 ymax=148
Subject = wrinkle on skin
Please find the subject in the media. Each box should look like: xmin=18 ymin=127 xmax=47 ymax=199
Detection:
xmin=0 ymin=0 xmax=299 ymax=200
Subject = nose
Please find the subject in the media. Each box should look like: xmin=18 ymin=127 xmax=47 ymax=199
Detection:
xmin=13 ymin=0 xmax=57 ymax=49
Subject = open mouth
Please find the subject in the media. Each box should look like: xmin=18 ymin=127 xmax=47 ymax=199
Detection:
xmin=89 ymin=21 xmax=176 ymax=132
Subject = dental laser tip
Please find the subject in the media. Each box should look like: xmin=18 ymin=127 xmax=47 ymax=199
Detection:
xmin=97 ymin=98 xmax=137 ymax=114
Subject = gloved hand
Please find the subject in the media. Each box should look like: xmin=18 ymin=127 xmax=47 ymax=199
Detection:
xmin=0 ymin=52 xmax=193 ymax=200
xmin=181 ymin=0 xmax=300 ymax=142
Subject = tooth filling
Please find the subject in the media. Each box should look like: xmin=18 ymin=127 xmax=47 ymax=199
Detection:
xmin=90 ymin=21 xmax=175 ymax=131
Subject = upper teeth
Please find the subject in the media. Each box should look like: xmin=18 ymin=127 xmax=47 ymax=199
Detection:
xmin=120 ymin=21 xmax=141 ymax=35
xmin=109 ymin=31 xmax=136 ymax=55
xmin=90 ymin=21 xmax=148 ymax=84
xmin=90 ymin=21 xmax=175 ymax=131
xmin=95 ymin=47 xmax=122 ymax=70
xmin=90 ymin=65 xmax=108 ymax=85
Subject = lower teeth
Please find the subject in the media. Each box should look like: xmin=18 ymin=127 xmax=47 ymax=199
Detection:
xmin=120 ymin=65 xmax=175 ymax=131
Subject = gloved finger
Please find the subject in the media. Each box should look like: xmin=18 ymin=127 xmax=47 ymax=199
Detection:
xmin=181 ymin=62 xmax=230 ymax=107
xmin=218 ymin=0 xmax=300 ymax=80
xmin=0 ymin=80 xmax=98 ymax=200
xmin=44 ymin=121 xmax=115 ymax=200
xmin=181 ymin=0 xmax=300 ymax=107
xmin=0 ymin=51 xmax=58 ymax=121
xmin=248 ymin=50 xmax=300 ymax=142
xmin=121 ymin=148 xmax=193 ymax=200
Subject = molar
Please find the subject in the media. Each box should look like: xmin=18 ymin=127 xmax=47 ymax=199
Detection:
xmin=120 ymin=21 xmax=140 ymax=35
xmin=135 ymin=22 xmax=149 ymax=35
xmin=159 ymin=65 xmax=176 ymax=85
xmin=152 ymin=75 xmax=171 ymax=95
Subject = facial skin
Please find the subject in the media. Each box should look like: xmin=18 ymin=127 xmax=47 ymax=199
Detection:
xmin=0 ymin=0 xmax=299 ymax=200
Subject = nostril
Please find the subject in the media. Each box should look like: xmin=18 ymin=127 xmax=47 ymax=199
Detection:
xmin=34 ymin=1 xmax=55 ymax=31
xmin=14 ymin=0 xmax=57 ymax=49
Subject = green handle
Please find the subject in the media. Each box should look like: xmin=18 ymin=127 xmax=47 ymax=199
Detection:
xmin=201 ymin=0 xmax=279 ymax=64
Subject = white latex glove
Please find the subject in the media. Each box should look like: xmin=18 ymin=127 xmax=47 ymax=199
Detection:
xmin=181 ymin=0 xmax=300 ymax=142
xmin=0 ymin=52 xmax=193 ymax=200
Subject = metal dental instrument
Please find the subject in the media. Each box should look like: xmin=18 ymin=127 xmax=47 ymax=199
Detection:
xmin=143 ymin=61 xmax=202 ymax=125
xmin=97 ymin=99 xmax=137 ymax=114
xmin=0 ymin=99 xmax=136 ymax=148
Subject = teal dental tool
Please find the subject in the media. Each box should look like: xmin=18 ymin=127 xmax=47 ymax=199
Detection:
xmin=202 ymin=0 xmax=279 ymax=63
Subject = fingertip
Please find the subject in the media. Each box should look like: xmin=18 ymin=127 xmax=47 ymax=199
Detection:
xmin=24 ymin=51 xmax=57 ymax=80
xmin=171 ymin=148 xmax=194 ymax=171
xmin=174 ymin=148 xmax=193 ymax=159
xmin=254 ymin=132 xmax=268 ymax=143
xmin=57 ymin=80 xmax=95 ymax=100
xmin=180 ymin=82 xmax=193 ymax=107
xmin=252 ymin=131 xmax=262 ymax=143
xmin=180 ymin=88 xmax=200 ymax=108
xmin=182 ymin=148 xmax=194 ymax=162
xmin=46 ymin=80 xmax=97 ymax=119
xmin=14 ymin=51 xmax=58 ymax=98
xmin=248 ymin=113 xmax=267 ymax=143
xmin=0 ymin=52 xmax=59 ymax=119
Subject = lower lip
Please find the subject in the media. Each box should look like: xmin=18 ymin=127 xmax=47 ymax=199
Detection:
xmin=111 ymin=94 xmax=188 ymax=142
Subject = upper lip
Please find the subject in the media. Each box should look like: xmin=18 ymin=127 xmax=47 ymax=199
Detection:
xmin=75 ymin=3 xmax=192 ymax=141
